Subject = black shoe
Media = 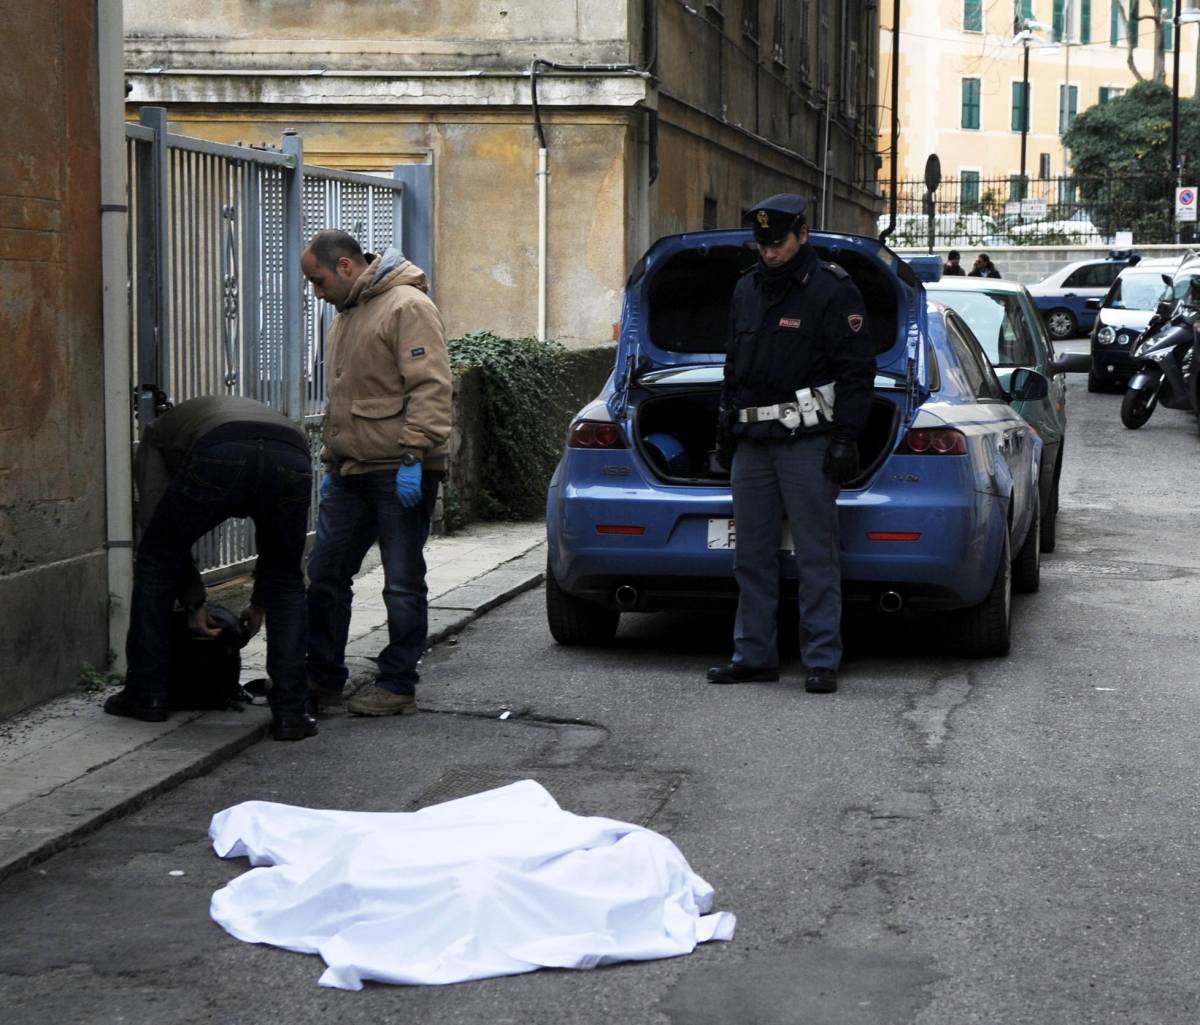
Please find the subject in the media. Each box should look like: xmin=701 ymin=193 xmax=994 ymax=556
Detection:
xmin=706 ymin=662 xmax=780 ymax=685
xmin=103 ymin=688 xmax=169 ymax=722
xmin=270 ymin=714 xmax=319 ymax=741
xmin=804 ymin=668 xmax=838 ymax=694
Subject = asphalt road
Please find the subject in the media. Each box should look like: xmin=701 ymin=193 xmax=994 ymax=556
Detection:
xmin=2 ymin=356 xmax=1199 ymax=1025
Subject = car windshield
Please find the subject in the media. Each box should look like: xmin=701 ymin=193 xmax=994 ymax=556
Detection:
xmin=1107 ymin=270 xmax=1171 ymax=311
xmin=927 ymin=288 xmax=1037 ymax=367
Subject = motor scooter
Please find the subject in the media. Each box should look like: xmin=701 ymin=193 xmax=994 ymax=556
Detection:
xmin=1120 ymin=286 xmax=1200 ymax=430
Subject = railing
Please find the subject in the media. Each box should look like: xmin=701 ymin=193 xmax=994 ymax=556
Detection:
xmin=126 ymin=107 xmax=426 ymax=578
xmin=875 ymin=174 xmax=1192 ymax=248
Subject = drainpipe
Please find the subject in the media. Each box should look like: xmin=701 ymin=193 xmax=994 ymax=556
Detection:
xmin=537 ymin=145 xmax=548 ymax=341
xmin=879 ymin=0 xmax=901 ymax=242
xmin=98 ymin=0 xmax=132 ymax=671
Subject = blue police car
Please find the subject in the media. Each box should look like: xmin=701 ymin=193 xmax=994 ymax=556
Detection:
xmin=1026 ymin=251 xmax=1138 ymax=340
xmin=545 ymin=228 xmax=1046 ymax=658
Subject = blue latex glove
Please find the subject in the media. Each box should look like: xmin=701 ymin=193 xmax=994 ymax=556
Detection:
xmin=394 ymin=462 xmax=422 ymax=508
xmin=319 ymin=473 xmax=333 ymax=500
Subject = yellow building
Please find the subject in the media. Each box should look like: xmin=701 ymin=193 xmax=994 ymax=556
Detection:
xmin=880 ymin=0 xmax=1200 ymax=196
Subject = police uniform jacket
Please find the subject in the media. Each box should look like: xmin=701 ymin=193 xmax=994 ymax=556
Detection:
xmin=723 ymin=244 xmax=875 ymax=441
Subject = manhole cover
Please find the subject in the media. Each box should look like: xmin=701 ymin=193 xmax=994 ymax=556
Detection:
xmin=411 ymin=766 xmax=684 ymax=826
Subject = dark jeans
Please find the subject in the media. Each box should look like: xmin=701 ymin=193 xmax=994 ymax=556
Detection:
xmin=126 ymin=438 xmax=312 ymax=717
xmin=306 ymin=468 xmax=439 ymax=696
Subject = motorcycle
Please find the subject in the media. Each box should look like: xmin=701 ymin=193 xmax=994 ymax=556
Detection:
xmin=1120 ymin=287 xmax=1200 ymax=430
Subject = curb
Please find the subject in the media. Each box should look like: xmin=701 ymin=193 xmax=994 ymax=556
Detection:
xmin=0 ymin=546 xmax=547 ymax=887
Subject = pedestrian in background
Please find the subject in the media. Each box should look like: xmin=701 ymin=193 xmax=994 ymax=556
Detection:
xmin=943 ymin=250 xmax=966 ymax=276
xmin=300 ymin=230 xmax=452 ymax=717
xmin=709 ymin=195 xmax=875 ymax=695
xmin=970 ymin=253 xmax=1002 ymax=278
xmin=104 ymin=394 xmax=316 ymax=741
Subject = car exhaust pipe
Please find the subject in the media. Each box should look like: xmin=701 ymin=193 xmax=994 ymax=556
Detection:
xmin=878 ymin=590 xmax=904 ymax=614
xmin=614 ymin=584 xmax=639 ymax=609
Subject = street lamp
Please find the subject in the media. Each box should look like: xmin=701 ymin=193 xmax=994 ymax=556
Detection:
xmin=1013 ymin=20 xmax=1050 ymax=209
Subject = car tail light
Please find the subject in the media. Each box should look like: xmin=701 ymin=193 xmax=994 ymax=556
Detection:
xmin=867 ymin=531 xmax=922 ymax=541
xmin=896 ymin=428 xmax=967 ymax=455
xmin=568 ymin=421 xmax=627 ymax=449
xmin=596 ymin=525 xmax=646 ymax=535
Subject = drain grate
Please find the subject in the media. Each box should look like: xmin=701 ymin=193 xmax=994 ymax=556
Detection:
xmin=411 ymin=766 xmax=684 ymax=826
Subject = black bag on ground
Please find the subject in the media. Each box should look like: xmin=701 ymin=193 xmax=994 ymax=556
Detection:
xmin=167 ymin=605 xmax=252 ymax=710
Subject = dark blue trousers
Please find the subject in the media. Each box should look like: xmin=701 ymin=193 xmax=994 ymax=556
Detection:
xmin=305 ymin=469 xmax=439 ymax=696
xmin=730 ymin=434 xmax=843 ymax=671
xmin=126 ymin=438 xmax=312 ymax=717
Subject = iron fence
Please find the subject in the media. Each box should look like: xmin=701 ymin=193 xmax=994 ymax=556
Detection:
xmin=126 ymin=107 xmax=424 ymax=579
xmin=876 ymin=173 xmax=1193 ymax=248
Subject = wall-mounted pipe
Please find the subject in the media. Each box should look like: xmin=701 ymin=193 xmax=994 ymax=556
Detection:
xmin=527 ymin=0 xmax=658 ymax=341
xmin=99 ymin=0 xmax=133 ymax=672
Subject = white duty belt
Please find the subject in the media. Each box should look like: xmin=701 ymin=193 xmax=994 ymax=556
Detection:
xmin=737 ymin=383 xmax=836 ymax=431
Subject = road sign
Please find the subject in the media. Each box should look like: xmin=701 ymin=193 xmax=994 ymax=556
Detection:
xmin=1176 ymin=186 xmax=1197 ymax=223
xmin=924 ymin=154 xmax=942 ymax=194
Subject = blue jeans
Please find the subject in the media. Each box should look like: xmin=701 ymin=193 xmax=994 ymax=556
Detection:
xmin=731 ymin=434 xmax=842 ymax=671
xmin=306 ymin=468 xmax=439 ymax=696
xmin=126 ymin=438 xmax=312 ymax=717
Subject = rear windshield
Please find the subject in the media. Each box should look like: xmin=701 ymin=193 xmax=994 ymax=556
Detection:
xmin=646 ymin=243 xmax=899 ymax=356
xmin=1106 ymin=270 xmax=1171 ymax=311
xmin=928 ymin=288 xmax=1037 ymax=367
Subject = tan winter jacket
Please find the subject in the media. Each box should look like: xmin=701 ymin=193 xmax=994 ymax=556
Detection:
xmin=321 ymin=249 xmax=452 ymax=475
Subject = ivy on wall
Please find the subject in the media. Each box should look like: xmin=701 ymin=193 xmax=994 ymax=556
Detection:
xmin=447 ymin=331 xmax=568 ymax=521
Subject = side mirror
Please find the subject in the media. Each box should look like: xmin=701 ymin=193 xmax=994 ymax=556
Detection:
xmin=1008 ymin=367 xmax=1050 ymax=402
xmin=1162 ymin=273 xmax=1174 ymax=286
xmin=1156 ymin=298 xmax=1175 ymax=318
xmin=1052 ymin=351 xmax=1092 ymax=374
xmin=1085 ymin=297 xmax=1102 ymax=310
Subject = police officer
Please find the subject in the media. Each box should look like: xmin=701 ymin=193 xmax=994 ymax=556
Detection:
xmin=708 ymin=194 xmax=874 ymax=694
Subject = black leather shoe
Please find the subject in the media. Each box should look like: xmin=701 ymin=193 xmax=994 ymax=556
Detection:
xmin=103 ymin=689 xmax=169 ymax=722
xmin=270 ymin=714 xmax=319 ymax=741
xmin=706 ymin=662 xmax=780 ymax=685
xmin=804 ymin=668 xmax=838 ymax=694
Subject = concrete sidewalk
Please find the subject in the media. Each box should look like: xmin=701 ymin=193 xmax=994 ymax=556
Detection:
xmin=0 ymin=521 xmax=546 ymax=886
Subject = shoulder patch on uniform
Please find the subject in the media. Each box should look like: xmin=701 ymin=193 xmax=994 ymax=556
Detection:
xmin=821 ymin=261 xmax=850 ymax=280
xmin=410 ymin=346 xmax=426 ymax=358
xmin=847 ymin=314 xmax=864 ymax=333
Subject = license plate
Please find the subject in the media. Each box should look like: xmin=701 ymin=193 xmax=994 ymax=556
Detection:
xmin=706 ymin=518 xmax=794 ymax=551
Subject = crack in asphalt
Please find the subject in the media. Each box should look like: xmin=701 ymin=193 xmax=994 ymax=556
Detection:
xmin=902 ymin=670 xmax=972 ymax=750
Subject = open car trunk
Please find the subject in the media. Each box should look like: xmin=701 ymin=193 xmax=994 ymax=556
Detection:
xmin=634 ymin=387 xmax=902 ymax=489
xmin=627 ymin=233 xmax=911 ymax=488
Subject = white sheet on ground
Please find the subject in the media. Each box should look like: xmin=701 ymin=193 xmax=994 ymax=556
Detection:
xmin=208 ymin=779 xmax=735 ymax=988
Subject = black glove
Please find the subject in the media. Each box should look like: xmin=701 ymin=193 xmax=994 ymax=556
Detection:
xmin=824 ymin=437 xmax=859 ymax=485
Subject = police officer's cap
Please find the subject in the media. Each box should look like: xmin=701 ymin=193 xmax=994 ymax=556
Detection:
xmin=744 ymin=194 xmax=808 ymax=245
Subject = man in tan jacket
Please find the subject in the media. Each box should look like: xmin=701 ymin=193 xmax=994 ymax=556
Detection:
xmin=301 ymin=229 xmax=452 ymax=717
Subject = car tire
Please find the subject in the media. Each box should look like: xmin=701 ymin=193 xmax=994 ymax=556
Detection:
xmin=1120 ymin=385 xmax=1158 ymax=429
xmin=1041 ymin=462 xmax=1059 ymax=554
xmin=545 ymin=562 xmax=620 ymax=645
xmin=1013 ymin=500 xmax=1041 ymax=594
xmin=1045 ymin=309 xmax=1077 ymax=340
xmin=954 ymin=528 xmax=1011 ymax=658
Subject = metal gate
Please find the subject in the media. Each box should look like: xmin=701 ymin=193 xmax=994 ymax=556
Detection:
xmin=125 ymin=106 xmax=428 ymax=579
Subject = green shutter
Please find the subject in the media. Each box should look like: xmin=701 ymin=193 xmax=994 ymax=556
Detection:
xmin=1053 ymin=0 xmax=1065 ymax=40
xmin=1022 ymin=0 xmax=1033 ymax=17
xmin=964 ymin=0 xmax=982 ymax=31
xmin=962 ymin=171 xmax=981 ymax=206
xmin=1012 ymin=81 xmax=1030 ymax=131
xmin=1163 ymin=0 xmax=1174 ymax=49
xmin=1081 ymin=0 xmax=1091 ymax=42
xmin=1111 ymin=0 xmax=1119 ymax=45
xmin=962 ymin=78 xmax=981 ymax=130
xmin=1131 ymin=0 xmax=1139 ymax=45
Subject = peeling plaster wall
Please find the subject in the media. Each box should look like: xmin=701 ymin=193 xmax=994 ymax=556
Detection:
xmin=125 ymin=0 xmax=634 ymax=70
xmin=0 ymin=0 xmax=107 ymax=716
